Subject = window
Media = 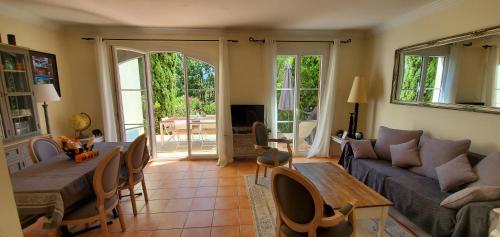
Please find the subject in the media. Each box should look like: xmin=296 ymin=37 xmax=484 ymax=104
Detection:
xmin=399 ymin=55 xmax=446 ymax=103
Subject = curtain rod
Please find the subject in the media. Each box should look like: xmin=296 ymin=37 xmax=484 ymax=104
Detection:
xmin=248 ymin=37 xmax=352 ymax=44
xmin=81 ymin=37 xmax=239 ymax=42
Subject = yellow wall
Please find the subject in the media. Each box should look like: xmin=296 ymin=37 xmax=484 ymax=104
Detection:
xmin=364 ymin=0 xmax=500 ymax=154
xmin=63 ymin=28 xmax=369 ymax=137
xmin=0 ymin=15 xmax=77 ymax=138
xmin=0 ymin=140 xmax=23 ymax=237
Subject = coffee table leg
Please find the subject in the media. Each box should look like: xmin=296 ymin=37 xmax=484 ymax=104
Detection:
xmin=378 ymin=206 xmax=389 ymax=237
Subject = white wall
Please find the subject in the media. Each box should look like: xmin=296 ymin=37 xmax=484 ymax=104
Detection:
xmin=364 ymin=0 xmax=500 ymax=154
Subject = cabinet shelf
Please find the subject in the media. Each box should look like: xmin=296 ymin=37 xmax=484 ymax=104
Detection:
xmin=11 ymin=114 xmax=33 ymax=119
xmin=3 ymin=69 xmax=26 ymax=73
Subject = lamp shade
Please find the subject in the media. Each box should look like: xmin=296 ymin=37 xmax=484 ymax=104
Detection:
xmin=34 ymin=84 xmax=60 ymax=102
xmin=347 ymin=76 xmax=368 ymax=103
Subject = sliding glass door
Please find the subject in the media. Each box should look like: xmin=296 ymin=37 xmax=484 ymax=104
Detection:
xmin=150 ymin=52 xmax=217 ymax=159
xmin=276 ymin=54 xmax=322 ymax=155
xmin=186 ymin=57 xmax=217 ymax=156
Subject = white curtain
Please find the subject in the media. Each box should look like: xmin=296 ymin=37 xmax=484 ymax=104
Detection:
xmin=217 ymin=39 xmax=234 ymax=166
xmin=263 ymin=39 xmax=278 ymax=138
xmin=481 ymin=46 xmax=498 ymax=106
xmin=441 ymin=44 xmax=463 ymax=103
xmin=307 ymin=43 xmax=339 ymax=158
xmin=95 ymin=36 xmax=119 ymax=141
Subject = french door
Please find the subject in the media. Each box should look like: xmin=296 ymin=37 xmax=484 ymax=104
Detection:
xmin=113 ymin=48 xmax=155 ymax=154
xmin=151 ymin=51 xmax=218 ymax=159
xmin=276 ymin=49 xmax=326 ymax=155
xmin=114 ymin=47 xmax=218 ymax=160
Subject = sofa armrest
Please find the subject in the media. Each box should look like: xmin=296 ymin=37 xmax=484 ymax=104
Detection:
xmin=490 ymin=208 xmax=500 ymax=237
xmin=455 ymin=200 xmax=500 ymax=237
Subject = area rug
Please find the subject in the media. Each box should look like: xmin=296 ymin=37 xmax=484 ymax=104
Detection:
xmin=245 ymin=175 xmax=414 ymax=237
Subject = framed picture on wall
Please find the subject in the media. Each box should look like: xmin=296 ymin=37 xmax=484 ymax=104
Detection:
xmin=29 ymin=50 xmax=61 ymax=96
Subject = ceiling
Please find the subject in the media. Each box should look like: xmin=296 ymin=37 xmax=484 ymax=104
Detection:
xmin=0 ymin=0 xmax=437 ymax=30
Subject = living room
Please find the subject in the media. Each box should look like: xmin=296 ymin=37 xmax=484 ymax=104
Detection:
xmin=1 ymin=0 xmax=500 ymax=237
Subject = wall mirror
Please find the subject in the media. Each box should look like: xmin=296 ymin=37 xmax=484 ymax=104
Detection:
xmin=391 ymin=26 xmax=500 ymax=114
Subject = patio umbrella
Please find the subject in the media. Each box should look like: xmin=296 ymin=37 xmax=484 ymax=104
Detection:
xmin=278 ymin=64 xmax=294 ymax=111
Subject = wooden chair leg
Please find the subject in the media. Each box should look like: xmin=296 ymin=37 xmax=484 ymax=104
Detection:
xmin=98 ymin=207 xmax=110 ymax=237
xmin=289 ymin=160 xmax=292 ymax=168
xmin=264 ymin=167 xmax=268 ymax=177
xmin=275 ymin=215 xmax=281 ymax=237
xmin=116 ymin=203 xmax=126 ymax=232
xmin=255 ymin=164 xmax=260 ymax=184
xmin=129 ymin=186 xmax=138 ymax=216
xmin=141 ymin=178 xmax=149 ymax=203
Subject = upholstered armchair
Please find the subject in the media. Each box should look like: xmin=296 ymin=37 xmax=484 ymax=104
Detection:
xmin=271 ymin=167 xmax=356 ymax=237
xmin=252 ymin=121 xmax=293 ymax=184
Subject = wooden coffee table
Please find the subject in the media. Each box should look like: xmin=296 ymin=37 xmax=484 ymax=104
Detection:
xmin=294 ymin=163 xmax=393 ymax=237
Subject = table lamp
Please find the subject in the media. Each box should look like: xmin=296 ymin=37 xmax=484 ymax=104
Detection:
xmin=347 ymin=76 xmax=368 ymax=137
xmin=34 ymin=84 xmax=60 ymax=134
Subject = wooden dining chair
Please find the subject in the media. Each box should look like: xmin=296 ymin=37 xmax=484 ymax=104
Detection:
xmin=119 ymin=134 xmax=149 ymax=216
xmin=61 ymin=147 xmax=126 ymax=237
xmin=271 ymin=167 xmax=356 ymax=237
xmin=28 ymin=137 xmax=62 ymax=163
xmin=252 ymin=121 xmax=293 ymax=184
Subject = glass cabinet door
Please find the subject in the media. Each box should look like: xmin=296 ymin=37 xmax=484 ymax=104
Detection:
xmin=8 ymin=95 xmax=37 ymax=136
xmin=0 ymin=50 xmax=38 ymax=137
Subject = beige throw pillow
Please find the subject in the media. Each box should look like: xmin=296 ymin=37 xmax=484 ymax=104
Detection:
xmin=441 ymin=186 xmax=500 ymax=209
xmin=350 ymin=139 xmax=378 ymax=159
xmin=390 ymin=139 xmax=421 ymax=168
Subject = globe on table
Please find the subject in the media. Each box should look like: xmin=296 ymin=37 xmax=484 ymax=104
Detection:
xmin=70 ymin=112 xmax=91 ymax=138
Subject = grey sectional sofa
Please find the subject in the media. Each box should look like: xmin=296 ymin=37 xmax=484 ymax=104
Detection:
xmin=339 ymin=141 xmax=500 ymax=237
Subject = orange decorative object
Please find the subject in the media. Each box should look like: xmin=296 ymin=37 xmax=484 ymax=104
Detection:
xmin=75 ymin=150 xmax=99 ymax=163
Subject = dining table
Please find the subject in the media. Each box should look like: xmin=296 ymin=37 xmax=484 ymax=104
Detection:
xmin=9 ymin=141 xmax=145 ymax=231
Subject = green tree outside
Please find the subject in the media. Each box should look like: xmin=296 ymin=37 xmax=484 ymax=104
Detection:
xmin=150 ymin=52 xmax=216 ymax=133
xmin=399 ymin=55 xmax=438 ymax=102
xmin=275 ymin=55 xmax=320 ymax=133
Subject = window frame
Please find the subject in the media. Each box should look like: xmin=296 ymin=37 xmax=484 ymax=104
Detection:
xmin=398 ymin=54 xmax=447 ymax=103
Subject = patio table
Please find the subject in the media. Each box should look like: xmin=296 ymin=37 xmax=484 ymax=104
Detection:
xmin=160 ymin=117 xmax=216 ymax=144
xmin=10 ymin=142 xmax=132 ymax=230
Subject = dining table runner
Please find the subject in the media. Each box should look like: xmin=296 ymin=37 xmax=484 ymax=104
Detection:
xmin=10 ymin=142 xmax=139 ymax=229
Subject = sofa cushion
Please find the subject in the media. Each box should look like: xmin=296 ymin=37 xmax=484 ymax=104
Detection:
xmin=373 ymin=126 xmax=423 ymax=161
xmin=435 ymin=154 xmax=478 ymax=192
xmin=350 ymin=158 xmax=422 ymax=193
xmin=390 ymin=139 xmax=421 ymax=168
xmin=410 ymin=135 xmax=471 ymax=180
xmin=468 ymin=152 xmax=500 ymax=187
xmin=349 ymin=139 xmax=377 ymax=159
xmin=384 ymin=175 xmax=457 ymax=236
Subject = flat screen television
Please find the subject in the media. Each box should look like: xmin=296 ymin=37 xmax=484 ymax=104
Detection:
xmin=231 ymin=105 xmax=265 ymax=127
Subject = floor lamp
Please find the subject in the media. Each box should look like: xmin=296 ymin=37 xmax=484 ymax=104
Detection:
xmin=34 ymin=84 xmax=60 ymax=135
xmin=347 ymin=76 xmax=368 ymax=137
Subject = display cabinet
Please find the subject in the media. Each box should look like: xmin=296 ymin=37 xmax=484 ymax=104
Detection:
xmin=0 ymin=44 xmax=40 ymax=140
xmin=0 ymin=43 xmax=41 ymax=175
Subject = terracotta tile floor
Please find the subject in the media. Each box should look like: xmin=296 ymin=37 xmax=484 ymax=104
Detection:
xmin=23 ymin=157 xmax=336 ymax=237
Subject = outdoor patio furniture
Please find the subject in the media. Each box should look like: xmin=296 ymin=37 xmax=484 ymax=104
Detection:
xmin=160 ymin=116 xmax=217 ymax=149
